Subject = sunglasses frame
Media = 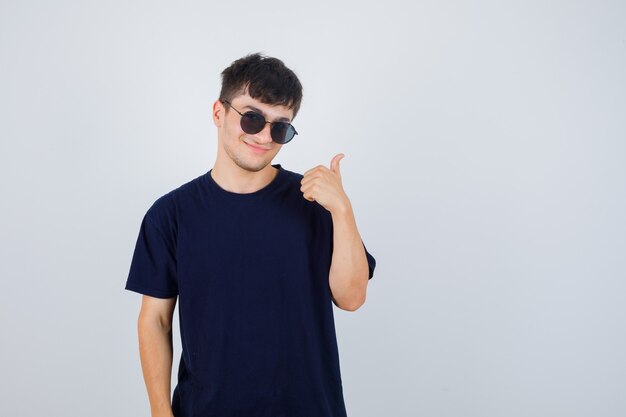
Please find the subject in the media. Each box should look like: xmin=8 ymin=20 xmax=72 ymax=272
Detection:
xmin=220 ymin=99 xmax=298 ymax=144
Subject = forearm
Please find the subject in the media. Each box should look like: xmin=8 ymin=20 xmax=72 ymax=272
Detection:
xmin=137 ymin=317 xmax=175 ymax=417
xmin=328 ymin=201 xmax=369 ymax=311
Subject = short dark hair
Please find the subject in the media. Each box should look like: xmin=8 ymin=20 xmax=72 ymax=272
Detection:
xmin=219 ymin=53 xmax=303 ymax=118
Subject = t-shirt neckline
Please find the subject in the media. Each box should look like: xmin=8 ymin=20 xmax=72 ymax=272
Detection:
xmin=205 ymin=164 xmax=285 ymax=200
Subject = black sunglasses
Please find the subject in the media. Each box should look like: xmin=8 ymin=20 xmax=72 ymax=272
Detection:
xmin=220 ymin=100 xmax=298 ymax=144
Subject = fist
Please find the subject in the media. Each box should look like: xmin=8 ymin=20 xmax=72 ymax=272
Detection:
xmin=300 ymin=153 xmax=350 ymax=213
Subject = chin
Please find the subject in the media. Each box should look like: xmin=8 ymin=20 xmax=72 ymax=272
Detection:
xmin=237 ymin=159 xmax=270 ymax=173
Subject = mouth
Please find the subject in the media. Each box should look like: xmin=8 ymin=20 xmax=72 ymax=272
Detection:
xmin=244 ymin=141 xmax=270 ymax=153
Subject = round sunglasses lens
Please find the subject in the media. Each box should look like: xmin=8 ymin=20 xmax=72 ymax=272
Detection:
xmin=240 ymin=112 xmax=265 ymax=134
xmin=271 ymin=123 xmax=295 ymax=144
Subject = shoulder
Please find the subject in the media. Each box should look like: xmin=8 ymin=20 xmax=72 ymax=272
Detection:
xmin=277 ymin=164 xmax=331 ymax=221
xmin=145 ymin=172 xmax=206 ymax=231
xmin=277 ymin=164 xmax=304 ymax=184
xmin=276 ymin=165 xmax=313 ymax=203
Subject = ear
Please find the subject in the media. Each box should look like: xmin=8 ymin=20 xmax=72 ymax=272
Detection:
xmin=212 ymin=99 xmax=225 ymax=128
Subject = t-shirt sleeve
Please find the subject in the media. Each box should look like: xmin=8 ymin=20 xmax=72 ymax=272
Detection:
xmin=125 ymin=211 xmax=179 ymax=299
xmin=363 ymin=241 xmax=376 ymax=280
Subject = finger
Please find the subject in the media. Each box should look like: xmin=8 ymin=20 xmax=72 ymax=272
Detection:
xmin=300 ymin=181 xmax=314 ymax=196
xmin=330 ymin=153 xmax=345 ymax=175
xmin=303 ymin=164 xmax=326 ymax=177
xmin=301 ymin=187 xmax=315 ymax=201
xmin=301 ymin=173 xmax=323 ymax=187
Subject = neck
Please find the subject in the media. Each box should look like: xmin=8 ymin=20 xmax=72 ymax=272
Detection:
xmin=210 ymin=159 xmax=278 ymax=194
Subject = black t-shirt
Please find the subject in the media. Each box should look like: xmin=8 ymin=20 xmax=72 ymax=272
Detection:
xmin=125 ymin=163 xmax=376 ymax=417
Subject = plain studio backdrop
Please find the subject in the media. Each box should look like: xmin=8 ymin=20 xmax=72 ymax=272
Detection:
xmin=1 ymin=1 xmax=625 ymax=416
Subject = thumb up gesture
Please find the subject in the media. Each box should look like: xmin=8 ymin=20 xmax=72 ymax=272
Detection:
xmin=300 ymin=153 xmax=351 ymax=214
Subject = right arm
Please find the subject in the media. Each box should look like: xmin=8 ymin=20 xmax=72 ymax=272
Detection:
xmin=137 ymin=295 xmax=177 ymax=417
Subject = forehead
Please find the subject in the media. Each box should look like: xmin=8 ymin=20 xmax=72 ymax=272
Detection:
xmin=230 ymin=94 xmax=294 ymax=122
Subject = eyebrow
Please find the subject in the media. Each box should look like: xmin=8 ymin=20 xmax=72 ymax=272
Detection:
xmin=242 ymin=105 xmax=292 ymax=123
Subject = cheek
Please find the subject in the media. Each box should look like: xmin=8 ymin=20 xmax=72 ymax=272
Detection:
xmin=225 ymin=126 xmax=246 ymax=144
xmin=224 ymin=117 xmax=243 ymax=137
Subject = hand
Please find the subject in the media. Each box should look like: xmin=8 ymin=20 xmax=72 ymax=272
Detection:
xmin=300 ymin=153 xmax=351 ymax=214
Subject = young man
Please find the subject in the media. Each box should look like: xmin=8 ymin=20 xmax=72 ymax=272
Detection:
xmin=125 ymin=53 xmax=376 ymax=417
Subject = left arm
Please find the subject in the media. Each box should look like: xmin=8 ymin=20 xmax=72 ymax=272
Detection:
xmin=300 ymin=153 xmax=370 ymax=312
xmin=328 ymin=201 xmax=370 ymax=311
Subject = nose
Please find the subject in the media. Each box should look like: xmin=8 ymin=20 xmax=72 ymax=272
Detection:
xmin=253 ymin=122 xmax=273 ymax=145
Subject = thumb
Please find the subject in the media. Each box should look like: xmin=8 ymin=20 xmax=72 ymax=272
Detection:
xmin=330 ymin=153 xmax=345 ymax=175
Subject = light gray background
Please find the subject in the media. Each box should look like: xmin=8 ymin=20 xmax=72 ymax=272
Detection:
xmin=1 ymin=1 xmax=625 ymax=416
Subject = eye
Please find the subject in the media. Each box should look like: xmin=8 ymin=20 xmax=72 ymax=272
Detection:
xmin=275 ymin=122 xmax=290 ymax=132
xmin=241 ymin=111 xmax=266 ymax=133
xmin=271 ymin=123 xmax=290 ymax=140
xmin=242 ymin=111 xmax=260 ymax=122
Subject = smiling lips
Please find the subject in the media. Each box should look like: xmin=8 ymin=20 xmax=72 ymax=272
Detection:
xmin=245 ymin=142 xmax=270 ymax=153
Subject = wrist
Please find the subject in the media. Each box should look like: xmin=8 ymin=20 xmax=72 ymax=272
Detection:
xmin=330 ymin=198 xmax=352 ymax=217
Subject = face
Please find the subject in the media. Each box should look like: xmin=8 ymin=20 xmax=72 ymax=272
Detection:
xmin=213 ymin=93 xmax=294 ymax=173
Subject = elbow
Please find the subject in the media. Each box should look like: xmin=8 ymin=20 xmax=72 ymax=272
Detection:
xmin=330 ymin=270 xmax=369 ymax=312
xmin=342 ymin=301 xmax=364 ymax=312
xmin=339 ymin=293 xmax=366 ymax=312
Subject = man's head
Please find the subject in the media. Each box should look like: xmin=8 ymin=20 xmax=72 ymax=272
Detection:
xmin=219 ymin=53 xmax=303 ymax=119
xmin=213 ymin=53 xmax=303 ymax=173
